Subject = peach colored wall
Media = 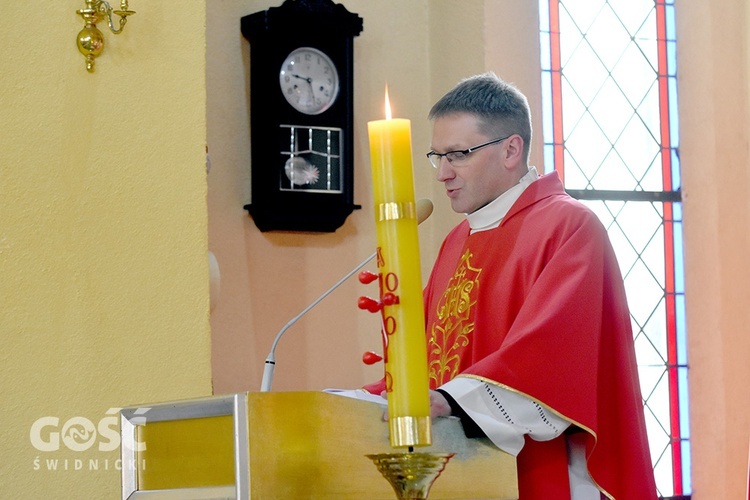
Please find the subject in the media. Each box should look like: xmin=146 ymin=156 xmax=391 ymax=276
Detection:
xmin=207 ymin=1 xmax=750 ymax=497
xmin=678 ymin=2 xmax=750 ymax=498
xmin=207 ymin=0 xmax=543 ymax=394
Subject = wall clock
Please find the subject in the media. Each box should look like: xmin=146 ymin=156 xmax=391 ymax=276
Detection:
xmin=241 ymin=0 xmax=363 ymax=232
xmin=279 ymin=47 xmax=340 ymax=115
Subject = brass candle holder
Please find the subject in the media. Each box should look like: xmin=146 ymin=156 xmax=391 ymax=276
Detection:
xmin=367 ymin=451 xmax=454 ymax=500
xmin=76 ymin=0 xmax=135 ymax=72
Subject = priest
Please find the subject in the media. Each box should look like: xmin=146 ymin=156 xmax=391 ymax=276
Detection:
xmin=365 ymin=72 xmax=656 ymax=499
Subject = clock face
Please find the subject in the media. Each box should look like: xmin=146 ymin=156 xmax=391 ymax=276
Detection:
xmin=279 ymin=47 xmax=340 ymax=115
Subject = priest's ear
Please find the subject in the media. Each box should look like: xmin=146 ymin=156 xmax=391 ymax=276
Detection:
xmin=503 ymin=134 xmax=525 ymax=168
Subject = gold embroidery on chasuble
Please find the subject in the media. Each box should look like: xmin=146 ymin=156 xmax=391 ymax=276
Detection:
xmin=429 ymin=248 xmax=482 ymax=387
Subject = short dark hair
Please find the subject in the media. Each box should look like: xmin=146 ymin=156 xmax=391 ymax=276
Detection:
xmin=428 ymin=72 xmax=532 ymax=162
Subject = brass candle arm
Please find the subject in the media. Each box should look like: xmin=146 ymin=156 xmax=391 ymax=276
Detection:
xmin=76 ymin=0 xmax=135 ymax=72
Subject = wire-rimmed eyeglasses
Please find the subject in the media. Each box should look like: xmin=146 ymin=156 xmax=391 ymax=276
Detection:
xmin=426 ymin=134 xmax=513 ymax=169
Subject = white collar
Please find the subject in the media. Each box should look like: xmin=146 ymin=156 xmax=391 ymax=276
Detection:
xmin=466 ymin=166 xmax=539 ymax=233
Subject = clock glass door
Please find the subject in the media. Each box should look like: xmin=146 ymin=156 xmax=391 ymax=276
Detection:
xmin=280 ymin=124 xmax=343 ymax=193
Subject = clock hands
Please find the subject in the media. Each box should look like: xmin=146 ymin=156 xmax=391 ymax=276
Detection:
xmin=290 ymin=73 xmax=331 ymax=107
xmin=288 ymin=73 xmax=315 ymax=106
xmin=291 ymin=73 xmax=312 ymax=84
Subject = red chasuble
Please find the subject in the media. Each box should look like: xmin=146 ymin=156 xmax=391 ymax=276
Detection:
xmin=365 ymin=173 xmax=656 ymax=499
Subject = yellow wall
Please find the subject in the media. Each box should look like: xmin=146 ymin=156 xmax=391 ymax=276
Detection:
xmin=0 ymin=3 xmax=211 ymax=498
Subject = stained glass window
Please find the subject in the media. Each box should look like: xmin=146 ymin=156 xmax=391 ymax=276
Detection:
xmin=538 ymin=0 xmax=689 ymax=496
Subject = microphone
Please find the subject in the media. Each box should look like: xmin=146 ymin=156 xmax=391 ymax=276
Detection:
xmin=415 ymin=197 xmax=434 ymax=224
xmin=260 ymin=198 xmax=434 ymax=392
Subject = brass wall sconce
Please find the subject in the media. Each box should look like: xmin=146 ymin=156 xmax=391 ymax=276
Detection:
xmin=76 ymin=0 xmax=135 ymax=72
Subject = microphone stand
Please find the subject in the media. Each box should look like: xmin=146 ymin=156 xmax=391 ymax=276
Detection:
xmin=258 ymin=198 xmax=433 ymax=393
xmin=260 ymin=251 xmax=377 ymax=392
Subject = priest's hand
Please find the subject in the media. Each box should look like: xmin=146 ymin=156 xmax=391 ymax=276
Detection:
xmin=380 ymin=390 xmax=453 ymax=420
xmin=429 ymin=390 xmax=452 ymax=418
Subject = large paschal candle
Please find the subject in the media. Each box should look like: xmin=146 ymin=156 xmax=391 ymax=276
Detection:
xmin=367 ymin=87 xmax=431 ymax=448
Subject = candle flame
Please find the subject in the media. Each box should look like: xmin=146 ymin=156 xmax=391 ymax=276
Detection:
xmin=385 ymin=84 xmax=392 ymax=120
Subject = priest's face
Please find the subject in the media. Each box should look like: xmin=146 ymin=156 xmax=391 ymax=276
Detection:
xmin=430 ymin=112 xmax=524 ymax=214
